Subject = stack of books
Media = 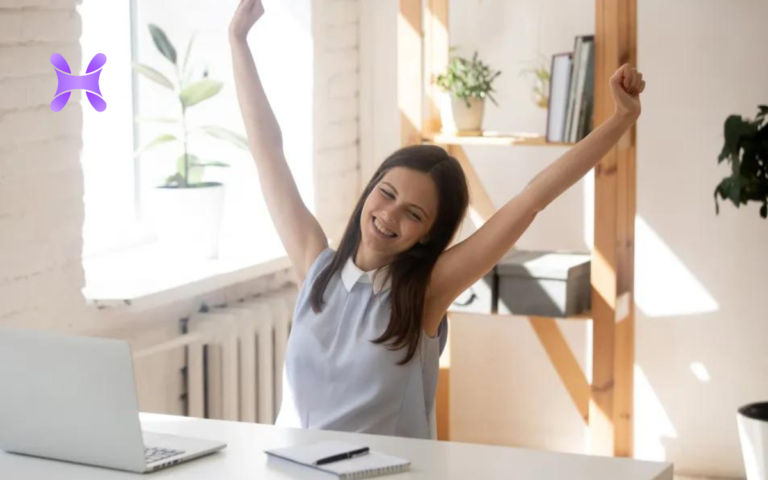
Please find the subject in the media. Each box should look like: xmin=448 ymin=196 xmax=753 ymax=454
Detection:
xmin=546 ymin=35 xmax=595 ymax=144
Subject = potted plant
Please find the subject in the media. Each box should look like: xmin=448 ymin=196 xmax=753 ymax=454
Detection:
xmin=714 ymin=105 xmax=768 ymax=219
xmin=737 ymin=402 xmax=768 ymax=480
xmin=519 ymin=53 xmax=551 ymax=110
xmin=133 ymin=24 xmax=248 ymax=259
xmin=435 ymin=50 xmax=501 ymax=134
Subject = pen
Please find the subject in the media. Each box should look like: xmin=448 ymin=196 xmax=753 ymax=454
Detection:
xmin=315 ymin=447 xmax=370 ymax=465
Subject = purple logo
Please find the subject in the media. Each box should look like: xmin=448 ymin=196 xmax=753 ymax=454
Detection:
xmin=51 ymin=53 xmax=107 ymax=112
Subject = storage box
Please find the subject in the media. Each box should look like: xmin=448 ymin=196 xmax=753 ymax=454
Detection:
xmin=496 ymin=250 xmax=591 ymax=318
xmin=448 ymin=271 xmax=495 ymax=314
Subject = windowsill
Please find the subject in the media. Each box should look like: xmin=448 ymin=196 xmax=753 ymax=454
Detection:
xmin=82 ymin=242 xmax=293 ymax=311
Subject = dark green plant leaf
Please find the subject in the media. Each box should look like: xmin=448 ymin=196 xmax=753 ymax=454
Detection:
xmin=728 ymin=176 xmax=743 ymax=206
xmin=149 ymin=24 xmax=177 ymax=65
xmin=199 ymin=126 xmax=248 ymax=150
xmin=180 ymin=79 xmax=223 ymax=107
xmin=741 ymin=140 xmax=759 ymax=177
xmin=713 ymin=185 xmax=722 ymax=215
xmin=132 ymin=62 xmax=174 ymax=90
xmin=134 ymin=134 xmax=177 ymax=158
xmin=717 ymin=142 xmax=730 ymax=164
xmin=724 ymin=115 xmax=746 ymax=154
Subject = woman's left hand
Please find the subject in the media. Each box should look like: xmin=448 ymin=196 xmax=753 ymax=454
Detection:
xmin=610 ymin=63 xmax=645 ymax=119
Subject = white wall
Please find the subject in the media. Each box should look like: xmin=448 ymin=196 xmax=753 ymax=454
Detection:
xmin=360 ymin=0 xmax=768 ymax=477
xmin=314 ymin=0 xmax=362 ymax=244
xmin=632 ymin=1 xmax=768 ymax=476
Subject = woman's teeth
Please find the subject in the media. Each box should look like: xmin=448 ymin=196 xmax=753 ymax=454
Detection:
xmin=373 ymin=217 xmax=396 ymax=238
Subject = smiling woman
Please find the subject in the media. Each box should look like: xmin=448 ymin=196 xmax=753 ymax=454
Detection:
xmin=309 ymin=144 xmax=468 ymax=364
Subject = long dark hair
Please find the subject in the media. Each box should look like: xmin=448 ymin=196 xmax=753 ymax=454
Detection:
xmin=309 ymin=144 xmax=469 ymax=364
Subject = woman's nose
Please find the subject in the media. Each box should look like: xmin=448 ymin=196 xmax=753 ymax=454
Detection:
xmin=379 ymin=209 xmax=398 ymax=225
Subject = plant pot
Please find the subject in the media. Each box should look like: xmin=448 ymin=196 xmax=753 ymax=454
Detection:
xmin=439 ymin=92 xmax=486 ymax=134
xmin=738 ymin=402 xmax=768 ymax=480
xmin=148 ymin=183 xmax=225 ymax=260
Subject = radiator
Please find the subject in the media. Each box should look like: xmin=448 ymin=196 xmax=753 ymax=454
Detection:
xmin=185 ymin=288 xmax=297 ymax=424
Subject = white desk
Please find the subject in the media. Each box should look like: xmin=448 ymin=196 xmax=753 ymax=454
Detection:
xmin=0 ymin=413 xmax=673 ymax=479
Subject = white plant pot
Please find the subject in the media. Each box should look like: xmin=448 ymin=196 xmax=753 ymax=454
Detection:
xmin=738 ymin=402 xmax=768 ymax=480
xmin=439 ymin=92 xmax=486 ymax=134
xmin=148 ymin=184 xmax=225 ymax=260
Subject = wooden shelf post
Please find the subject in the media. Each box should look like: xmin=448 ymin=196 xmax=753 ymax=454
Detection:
xmin=395 ymin=0 xmax=636 ymax=457
xmin=590 ymin=0 xmax=637 ymax=458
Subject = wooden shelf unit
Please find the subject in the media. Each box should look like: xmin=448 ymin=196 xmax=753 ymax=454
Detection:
xmin=397 ymin=0 xmax=637 ymax=457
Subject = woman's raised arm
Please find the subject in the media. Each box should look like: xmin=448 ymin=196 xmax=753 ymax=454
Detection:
xmin=424 ymin=64 xmax=646 ymax=335
xmin=229 ymin=0 xmax=328 ymax=282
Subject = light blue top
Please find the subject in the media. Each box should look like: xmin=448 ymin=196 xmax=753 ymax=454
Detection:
xmin=275 ymin=246 xmax=447 ymax=439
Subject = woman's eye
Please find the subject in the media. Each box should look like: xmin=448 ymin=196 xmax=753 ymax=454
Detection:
xmin=409 ymin=212 xmax=422 ymax=221
xmin=381 ymin=189 xmax=394 ymax=198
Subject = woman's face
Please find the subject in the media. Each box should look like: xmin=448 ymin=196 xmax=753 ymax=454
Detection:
xmin=360 ymin=167 xmax=438 ymax=258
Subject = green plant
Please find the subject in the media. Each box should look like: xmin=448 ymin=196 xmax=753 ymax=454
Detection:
xmin=132 ymin=24 xmax=248 ymax=188
xmin=436 ymin=50 xmax=501 ymax=108
xmin=519 ymin=54 xmax=550 ymax=109
xmin=714 ymin=105 xmax=768 ymax=219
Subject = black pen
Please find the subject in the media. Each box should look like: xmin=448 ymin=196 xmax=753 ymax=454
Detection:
xmin=315 ymin=447 xmax=370 ymax=465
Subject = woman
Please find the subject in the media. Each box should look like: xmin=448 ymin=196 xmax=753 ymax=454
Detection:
xmin=229 ymin=0 xmax=645 ymax=439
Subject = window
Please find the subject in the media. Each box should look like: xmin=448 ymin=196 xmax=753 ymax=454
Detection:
xmin=79 ymin=0 xmax=313 ymax=280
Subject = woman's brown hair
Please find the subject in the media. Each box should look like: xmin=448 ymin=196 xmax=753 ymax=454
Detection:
xmin=309 ymin=144 xmax=469 ymax=364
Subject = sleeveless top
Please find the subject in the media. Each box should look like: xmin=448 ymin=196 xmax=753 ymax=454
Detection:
xmin=275 ymin=246 xmax=447 ymax=439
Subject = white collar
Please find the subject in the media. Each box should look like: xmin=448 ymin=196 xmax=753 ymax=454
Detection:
xmin=341 ymin=255 xmax=392 ymax=294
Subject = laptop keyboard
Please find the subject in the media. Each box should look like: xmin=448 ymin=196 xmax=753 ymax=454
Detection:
xmin=144 ymin=446 xmax=185 ymax=464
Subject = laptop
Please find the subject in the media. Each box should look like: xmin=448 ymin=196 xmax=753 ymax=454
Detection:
xmin=0 ymin=327 xmax=226 ymax=473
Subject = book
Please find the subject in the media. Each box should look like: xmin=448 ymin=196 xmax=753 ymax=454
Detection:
xmin=265 ymin=441 xmax=411 ymax=480
xmin=576 ymin=39 xmax=596 ymax=140
xmin=545 ymin=52 xmax=573 ymax=143
xmin=563 ymin=36 xmax=585 ymax=142
xmin=568 ymin=35 xmax=594 ymax=142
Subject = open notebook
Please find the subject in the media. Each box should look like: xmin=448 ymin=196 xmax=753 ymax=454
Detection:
xmin=265 ymin=441 xmax=411 ymax=479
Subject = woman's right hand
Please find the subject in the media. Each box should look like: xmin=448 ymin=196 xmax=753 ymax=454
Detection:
xmin=229 ymin=0 xmax=265 ymax=41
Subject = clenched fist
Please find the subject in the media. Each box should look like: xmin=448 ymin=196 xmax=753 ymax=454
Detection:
xmin=610 ymin=64 xmax=645 ymax=119
xmin=229 ymin=0 xmax=265 ymax=41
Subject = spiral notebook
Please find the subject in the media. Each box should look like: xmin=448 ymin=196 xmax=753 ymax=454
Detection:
xmin=265 ymin=441 xmax=411 ymax=479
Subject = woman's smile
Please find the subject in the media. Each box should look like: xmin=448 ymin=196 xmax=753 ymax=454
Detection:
xmin=372 ymin=215 xmax=398 ymax=238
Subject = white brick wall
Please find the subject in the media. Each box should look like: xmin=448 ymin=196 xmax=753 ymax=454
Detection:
xmin=0 ymin=0 xmax=87 ymax=326
xmin=313 ymin=0 xmax=361 ymax=245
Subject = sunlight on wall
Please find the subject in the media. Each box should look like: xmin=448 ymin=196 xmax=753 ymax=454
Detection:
xmin=582 ymin=312 xmax=678 ymax=460
xmin=582 ymin=177 xmax=719 ymax=318
xmin=690 ymin=362 xmax=712 ymax=383
xmin=634 ymin=216 xmax=719 ymax=317
xmin=634 ymin=364 xmax=678 ymax=461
